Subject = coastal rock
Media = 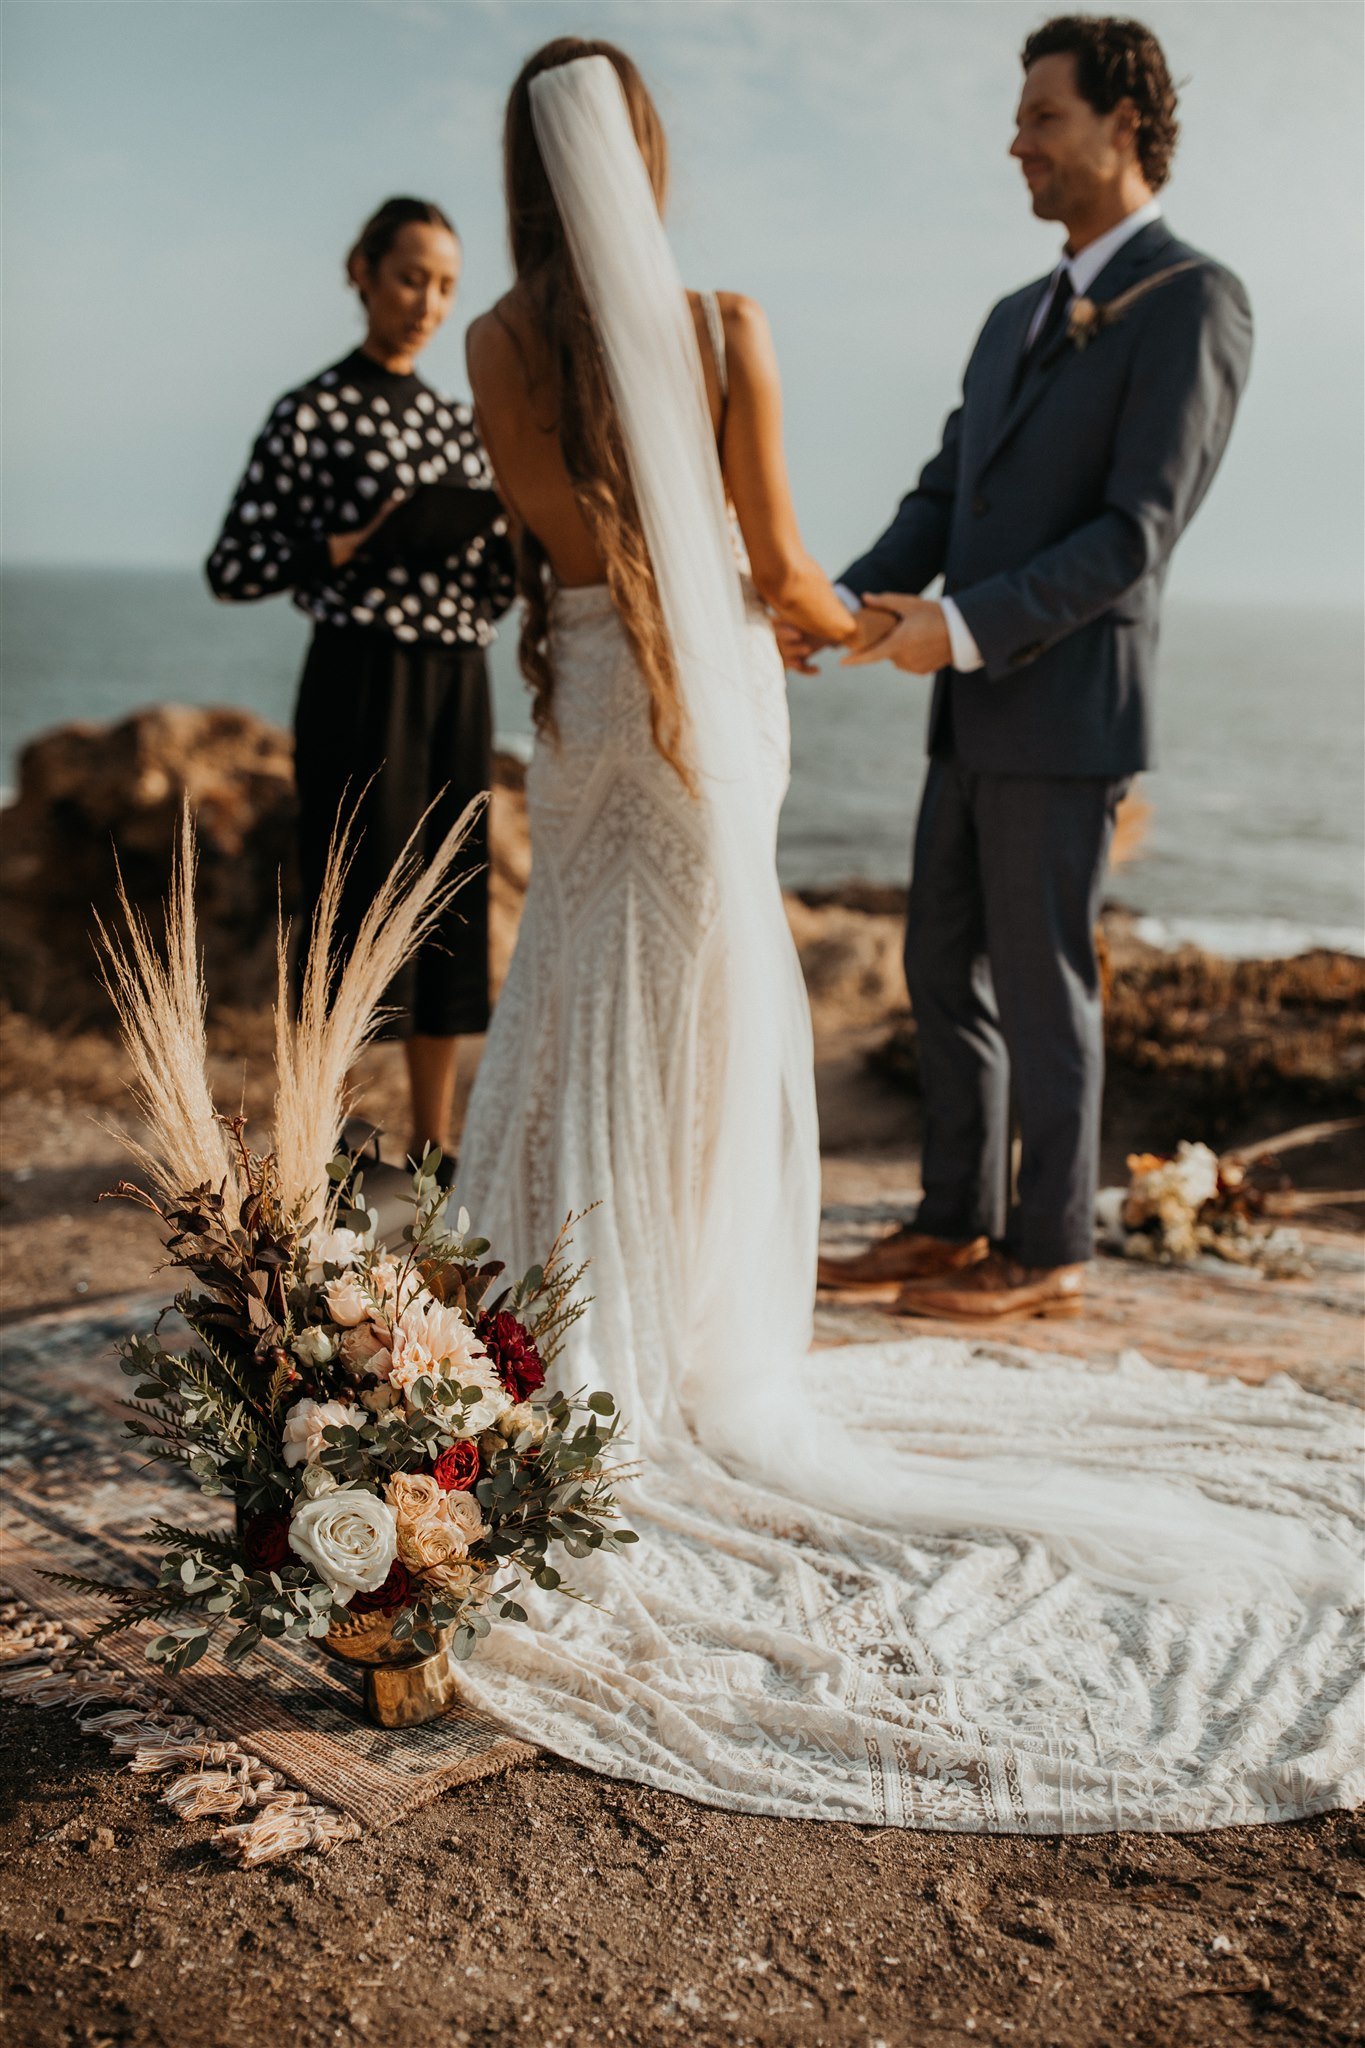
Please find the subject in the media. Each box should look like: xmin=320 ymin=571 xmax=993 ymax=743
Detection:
xmin=0 ymin=708 xmax=534 ymax=1029
xmin=0 ymin=707 xmax=297 ymax=1024
xmin=873 ymin=911 xmax=1365 ymax=1138
xmin=1 ymin=711 xmax=1359 ymax=1153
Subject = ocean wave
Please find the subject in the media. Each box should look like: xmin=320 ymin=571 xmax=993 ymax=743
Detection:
xmin=1130 ymin=913 xmax=1364 ymax=960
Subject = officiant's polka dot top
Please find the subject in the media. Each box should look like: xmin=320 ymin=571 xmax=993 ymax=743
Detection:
xmin=206 ymin=348 xmax=515 ymax=648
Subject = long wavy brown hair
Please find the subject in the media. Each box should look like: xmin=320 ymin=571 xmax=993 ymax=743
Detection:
xmin=502 ymin=37 xmax=694 ymax=790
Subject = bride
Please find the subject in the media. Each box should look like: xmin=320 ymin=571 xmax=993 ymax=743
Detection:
xmin=452 ymin=37 xmax=1360 ymax=1831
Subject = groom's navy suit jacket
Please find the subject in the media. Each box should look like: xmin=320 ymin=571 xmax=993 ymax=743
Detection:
xmin=840 ymin=220 xmax=1252 ymax=778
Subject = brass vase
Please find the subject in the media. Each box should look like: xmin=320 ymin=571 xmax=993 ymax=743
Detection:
xmin=323 ymin=1606 xmax=466 ymax=1729
xmin=233 ymin=1497 xmax=466 ymax=1729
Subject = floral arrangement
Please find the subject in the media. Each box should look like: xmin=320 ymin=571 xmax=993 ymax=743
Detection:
xmin=57 ymin=1140 xmax=634 ymax=1675
xmin=1104 ymin=1139 xmax=1310 ymax=1277
xmin=54 ymin=804 xmax=635 ymax=1683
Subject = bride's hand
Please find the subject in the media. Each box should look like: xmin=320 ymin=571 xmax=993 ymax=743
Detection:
xmin=841 ymin=592 xmax=951 ymax=674
xmin=774 ymin=621 xmax=824 ymax=675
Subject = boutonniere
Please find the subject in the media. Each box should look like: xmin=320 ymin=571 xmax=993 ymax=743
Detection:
xmin=1067 ymin=259 xmax=1205 ymax=352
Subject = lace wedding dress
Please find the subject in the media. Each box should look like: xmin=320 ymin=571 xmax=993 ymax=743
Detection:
xmin=453 ymin=58 xmax=1362 ymax=1832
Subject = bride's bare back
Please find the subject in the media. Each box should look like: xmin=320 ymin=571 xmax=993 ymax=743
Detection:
xmin=467 ymin=286 xmax=856 ymax=645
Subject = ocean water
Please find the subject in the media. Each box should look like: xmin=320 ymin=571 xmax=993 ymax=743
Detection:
xmin=2 ymin=566 xmax=1361 ymax=956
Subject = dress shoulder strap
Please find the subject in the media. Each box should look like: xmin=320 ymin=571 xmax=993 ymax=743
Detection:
xmin=698 ymin=291 xmax=728 ymax=401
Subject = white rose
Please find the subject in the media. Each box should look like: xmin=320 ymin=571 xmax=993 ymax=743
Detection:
xmin=1168 ymin=1142 xmax=1220 ymax=1212
xmin=305 ymin=1223 xmax=372 ymax=1281
xmin=324 ymin=1274 xmax=371 ymax=1328
xmin=369 ymin=1256 xmax=423 ymax=1313
xmin=301 ymin=1463 xmax=341 ymax=1499
xmin=499 ymin=1401 xmax=547 ymax=1444
xmin=281 ymin=1395 xmax=368 ymax=1469
xmin=288 ymin=1489 xmax=397 ymax=1605
xmin=292 ymin=1325 xmax=335 ymax=1369
xmin=450 ymin=1354 xmax=514 ymax=1434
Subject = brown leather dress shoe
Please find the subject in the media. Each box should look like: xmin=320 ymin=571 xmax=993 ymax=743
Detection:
xmin=816 ymin=1228 xmax=989 ymax=1292
xmin=891 ymin=1251 xmax=1085 ymax=1322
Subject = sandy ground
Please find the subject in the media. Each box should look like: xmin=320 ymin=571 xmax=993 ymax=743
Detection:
xmin=2 ymin=1705 xmax=1362 ymax=2048
xmin=1 ymin=1013 xmax=1362 ymax=2047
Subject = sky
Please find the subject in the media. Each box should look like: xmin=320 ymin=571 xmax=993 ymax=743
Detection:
xmin=3 ymin=0 xmax=1362 ymax=605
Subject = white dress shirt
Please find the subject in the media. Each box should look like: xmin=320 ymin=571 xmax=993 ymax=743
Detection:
xmin=840 ymin=200 xmax=1164 ymax=674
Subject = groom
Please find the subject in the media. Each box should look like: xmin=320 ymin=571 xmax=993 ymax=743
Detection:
xmin=799 ymin=14 xmax=1252 ymax=1321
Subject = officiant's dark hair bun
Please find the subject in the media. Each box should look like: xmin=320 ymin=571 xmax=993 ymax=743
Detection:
xmin=1023 ymin=15 xmax=1180 ymax=190
xmin=347 ymin=198 xmax=458 ymax=288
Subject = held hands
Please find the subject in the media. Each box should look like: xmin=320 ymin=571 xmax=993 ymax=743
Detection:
xmin=774 ymin=604 xmax=897 ymax=676
xmin=840 ymin=593 xmax=952 ymax=674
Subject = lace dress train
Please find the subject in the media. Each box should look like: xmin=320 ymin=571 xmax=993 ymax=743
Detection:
xmin=453 ymin=588 xmax=1362 ymax=1834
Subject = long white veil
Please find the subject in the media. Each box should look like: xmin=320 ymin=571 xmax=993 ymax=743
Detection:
xmin=525 ymin=56 xmax=1353 ymax=1604
xmin=529 ymin=57 xmax=821 ymax=1412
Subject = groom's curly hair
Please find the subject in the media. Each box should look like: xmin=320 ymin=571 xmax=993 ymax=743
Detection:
xmin=1023 ymin=15 xmax=1180 ymax=190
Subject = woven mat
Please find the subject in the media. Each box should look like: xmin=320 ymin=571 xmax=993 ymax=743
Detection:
xmin=0 ymin=1296 xmax=536 ymax=1829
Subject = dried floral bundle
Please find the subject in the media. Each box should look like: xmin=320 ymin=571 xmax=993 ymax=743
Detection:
xmin=1112 ymin=1141 xmax=1311 ymax=1277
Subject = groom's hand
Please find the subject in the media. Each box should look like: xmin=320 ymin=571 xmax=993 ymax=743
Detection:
xmin=850 ymin=604 xmax=898 ymax=655
xmin=841 ymin=592 xmax=952 ymax=673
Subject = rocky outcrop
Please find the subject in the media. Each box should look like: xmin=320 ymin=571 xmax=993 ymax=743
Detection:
xmin=0 ymin=708 xmax=535 ymax=1029
xmin=3 ymin=710 xmax=1360 ymax=1146
xmin=1 ymin=708 xmax=297 ymax=1025
xmin=873 ymin=911 xmax=1365 ymax=1138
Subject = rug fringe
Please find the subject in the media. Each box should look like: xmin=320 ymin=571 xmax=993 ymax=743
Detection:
xmin=0 ymin=1599 xmax=76 ymax=1667
xmin=0 ymin=1601 xmax=360 ymax=1864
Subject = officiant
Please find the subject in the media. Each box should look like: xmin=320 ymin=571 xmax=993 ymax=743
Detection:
xmin=206 ymin=196 xmax=515 ymax=1176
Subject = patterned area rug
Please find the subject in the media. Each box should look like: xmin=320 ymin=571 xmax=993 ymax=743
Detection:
xmin=0 ymin=1297 xmax=536 ymax=1856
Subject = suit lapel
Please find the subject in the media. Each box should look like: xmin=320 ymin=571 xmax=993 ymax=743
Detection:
xmin=976 ymin=220 xmax=1177 ymax=478
xmin=976 ymin=281 xmax=1050 ymax=457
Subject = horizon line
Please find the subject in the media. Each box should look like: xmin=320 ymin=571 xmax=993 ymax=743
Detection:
xmin=2 ymin=558 xmax=1362 ymax=617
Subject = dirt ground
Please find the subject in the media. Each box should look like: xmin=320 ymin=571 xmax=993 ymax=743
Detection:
xmin=1 ymin=1011 xmax=1362 ymax=2048
xmin=1 ymin=1702 xmax=1362 ymax=2048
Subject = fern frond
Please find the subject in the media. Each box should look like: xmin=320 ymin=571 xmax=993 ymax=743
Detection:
xmin=39 ymin=1569 xmax=149 ymax=1605
xmin=265 ymin=1359 xmax=294 ymax=1420
xmin=144 ymin=1520 xmax=241 ymax=1558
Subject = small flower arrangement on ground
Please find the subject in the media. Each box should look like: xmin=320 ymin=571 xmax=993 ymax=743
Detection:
xmin=1107 ymin=1140 xmax=1310 ymax=1277
xmin=58 ymin=1142 xmax=634 ymax=1675
xmin=52 ymin=804 xmax=635 ymax=1687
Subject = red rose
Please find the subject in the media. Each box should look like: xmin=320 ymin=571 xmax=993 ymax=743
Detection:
xmin=433 ymin=1440 xmax=481 ymax=1492
xmin=476 ymin=1310 xmax=545 ymax=1403
xmin=242 ymin=1512 xmax=291 ymax=1572
xmin=350 ymin=1560 xmax=413 ymax=1615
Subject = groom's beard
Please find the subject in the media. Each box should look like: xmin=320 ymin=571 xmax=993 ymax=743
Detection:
xmin=1022 ymin=169 xmax=1068 ymax=222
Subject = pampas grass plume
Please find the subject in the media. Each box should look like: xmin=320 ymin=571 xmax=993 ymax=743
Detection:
xmin=272 ymin=795 xmax=484 ymax=1229
xmin=95 ymin=804 xmax=235 ymax=1202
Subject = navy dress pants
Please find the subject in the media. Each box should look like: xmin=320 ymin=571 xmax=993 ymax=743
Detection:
xmin=905 ymin=755 xmax=1129 ymax=1268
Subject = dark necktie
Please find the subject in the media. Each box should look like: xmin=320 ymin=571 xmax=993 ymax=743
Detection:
xmin=1013 ymin=268 xmax=1073 ymax=396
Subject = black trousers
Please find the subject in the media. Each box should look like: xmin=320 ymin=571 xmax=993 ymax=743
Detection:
xmin=905 ymin=756 xmax=1129 ymax=1268
xmin=293 ymin=625 xmax=491 ymax=1040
